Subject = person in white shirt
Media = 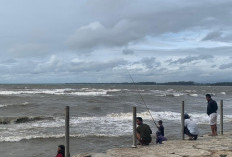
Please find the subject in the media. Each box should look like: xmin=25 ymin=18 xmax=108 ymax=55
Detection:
xmin=184 ymin=113 xmax=199 ymax=140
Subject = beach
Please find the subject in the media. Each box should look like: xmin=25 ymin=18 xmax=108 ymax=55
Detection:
xmin=1 ymin=84 xmax=232 ymax=157
xmin=75 ymin=132 xmax=232 ymax=157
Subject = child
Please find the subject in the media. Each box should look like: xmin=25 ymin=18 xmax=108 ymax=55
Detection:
xmin=157 ymin=120 xmax=164 ymax=136
xmin=156 ymin=131 xmax=167 ymax=144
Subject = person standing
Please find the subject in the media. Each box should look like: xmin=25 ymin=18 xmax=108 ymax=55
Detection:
xmin=136 ymin=117 xmax=152 ymax=145
xmin=206 ymin=94 xmax=218 ymax=136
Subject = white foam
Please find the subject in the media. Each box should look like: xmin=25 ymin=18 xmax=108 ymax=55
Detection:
xmin=2 ymin=111 xmax=232 ymax=142
xmin=0 ymin=102 xmax=30 ymax=108
xmin=0 ymin=104 xmax=8 ymax=108
xmin=22 ymin=102 xmax=29 ymax=105
xmin=151 ymin=89 xmax=201 ymax=97
xmin=166 ymin=89 xmax=174 ymax=92
xmin=185 ymin=90 xmax=197 ymax=93
xmin=189 ymin=94 xmax=198 ymax=97
xmin=0 ymin=88 xmax=120 ymax=96
xmin=0 ymin=133 xmax=121 ymax=142
xmin=69 ymin=91 xmax=108 ymax=96
xmin=151 ymin=89 xmax=189 ymax=97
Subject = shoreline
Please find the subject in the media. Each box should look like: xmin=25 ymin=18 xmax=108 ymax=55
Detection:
xmin=74 ymin=132 xmax=232 ymax=157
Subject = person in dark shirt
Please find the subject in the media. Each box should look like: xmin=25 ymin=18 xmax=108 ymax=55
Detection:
xmin=157 ymin=120 xmax=164 ymax=136
xmin=206 ymin=94 xmax=218 ymax=136
xmin=156 ymin=130 xmax=167 ymax=144
xmin=136 ymin=117 xmax=152 ymax=145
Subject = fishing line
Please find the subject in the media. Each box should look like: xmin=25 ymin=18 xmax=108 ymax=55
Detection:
xmin=126 ymin=69 xmax=158 ymax=128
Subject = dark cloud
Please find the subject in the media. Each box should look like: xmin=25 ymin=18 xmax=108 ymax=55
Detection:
xmin=211 ymin=65 xmax=217 ymax=68
xmin=169 ymin=55 xmax=214 ymax=65
xmin=122 ymin=49 xmax=134 ymax=55
xmin=69 ymin=59 xmax=128 ymax=72
xmin=32 ymin=56 xmax=128 ymax=74
xmin=202 ymin=31 xmax=232 ymax=42
xmin=219 ymin=63 xmax=232 ymax=69
xmin=202 ymin=31 xmax=223 ymax=41
xmin=140 ymin=57 xmax=161 ymax=69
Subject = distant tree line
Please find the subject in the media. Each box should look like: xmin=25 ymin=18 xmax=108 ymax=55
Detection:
xmin=114 ymin=81 xmax=232 ymax=86
xmin=66 ymin=81 xmax=232 ymax=86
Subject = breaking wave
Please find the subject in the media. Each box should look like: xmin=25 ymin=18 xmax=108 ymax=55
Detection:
xmin=150 ymin=89 xmax=200 ymax=97
xmin=0 ymin=133 xmax=121 ymax=142
xmin=0 ymin=116 xmax=54 ymax=124
xmin=1 ymin=111 xmax=232 ymax=142
xmin=0 ymin=88 xmax=121 ymax=96
xmin=0 ymin=102 xmax=30 ymax=108
xmin=0 ymin=104 xmax=8 ymax=108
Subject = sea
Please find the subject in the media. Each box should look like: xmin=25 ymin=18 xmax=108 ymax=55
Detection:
xmin=0 ymin=84 xmax=232 ymax=157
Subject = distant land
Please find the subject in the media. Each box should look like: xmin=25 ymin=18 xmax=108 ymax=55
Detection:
xmin=66 ymin=81 xmax=232 ymax=86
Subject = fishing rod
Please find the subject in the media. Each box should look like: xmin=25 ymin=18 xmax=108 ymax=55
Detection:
xmin=126 ymin=69 xmax=158 ymax=128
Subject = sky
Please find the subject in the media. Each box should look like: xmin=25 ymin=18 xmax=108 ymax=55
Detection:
xmin=1 ymin=0 xmax=232 ymax=83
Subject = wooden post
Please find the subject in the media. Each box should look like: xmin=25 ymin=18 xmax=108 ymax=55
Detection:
xmin=220 ymin=100 xmax=223 ymax=135
xmin=65 ymin=106 xmax=70 ymax=157
xmin=132 ymin=107 xmax=137 ymax=148
xmin=181 ymin=101 xmax=185 ymax=140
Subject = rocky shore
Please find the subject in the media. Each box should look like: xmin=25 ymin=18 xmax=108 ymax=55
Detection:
xmin=74 ymin=132 xmax=232 ymax=157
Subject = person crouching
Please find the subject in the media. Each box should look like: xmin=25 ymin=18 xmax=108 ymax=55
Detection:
xmin=156 ymin=131 xmax=167 ymax=144
xmin=136 ymin=117 xmax=152 ymax=145
xmin=184 ymin=113 xmax=199 ymax=140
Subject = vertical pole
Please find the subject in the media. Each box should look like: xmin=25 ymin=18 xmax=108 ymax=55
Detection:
xmin=220 ymin=100 xmax=223 ymax=135
xmin=181 ymin=101 xmax=185 ymax=140
xmin=132 ymin=107 xmax=137 ymax=148
xmin=65 ymin=106 xmax=70 ymax=157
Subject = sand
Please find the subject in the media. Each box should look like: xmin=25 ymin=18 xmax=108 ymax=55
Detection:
xmin=74 ymin=132 xmax=232 ymax=157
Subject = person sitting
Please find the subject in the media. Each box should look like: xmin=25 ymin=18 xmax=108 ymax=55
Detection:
xmin=184 ymin=113 xmax=199 ymax=140
xmin=56 ymin=145 xmax=65 ymax=157
xmin=156 ymin=131 xmax=167 ymax=144
xmin=136 ymin=117 xmax=152 ymax=145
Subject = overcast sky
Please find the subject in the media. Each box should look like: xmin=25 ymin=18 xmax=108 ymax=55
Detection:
xmin=1 ymin=0 xmax=232 ymax=83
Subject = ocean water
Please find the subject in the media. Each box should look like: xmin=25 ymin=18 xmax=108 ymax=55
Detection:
xmin=0 ymin=84 xmax=232 ymax=157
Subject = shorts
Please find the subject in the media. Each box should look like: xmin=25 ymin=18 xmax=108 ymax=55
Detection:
xmin=209 ymin=113 xmax=217 ymax=125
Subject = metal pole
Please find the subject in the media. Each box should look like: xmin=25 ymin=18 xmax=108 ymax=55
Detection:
xmin=181 ymin=101 xmax=185 ymax=140
xmin=220 ymin=100 xmax=223 ymax=135
xmin=132 ymin=107 xmax=137 ymax=148
xmin=65 ymin=106 xmax=70 ymax=157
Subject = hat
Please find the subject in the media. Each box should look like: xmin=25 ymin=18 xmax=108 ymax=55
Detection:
xmin=184 ymin=113 xmax=190 ymax=119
